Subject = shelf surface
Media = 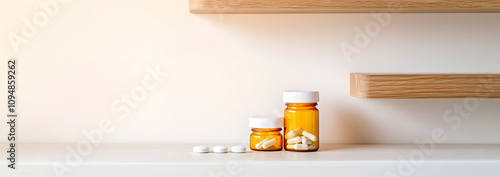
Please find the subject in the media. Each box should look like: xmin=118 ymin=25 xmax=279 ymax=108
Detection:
xmin=2 ymin=144 xmax=500 ymax=177
xmin=350 ymin=73 xmax=500 ymax=98
xmin=190 ymin=0 xmax=500 ymax=14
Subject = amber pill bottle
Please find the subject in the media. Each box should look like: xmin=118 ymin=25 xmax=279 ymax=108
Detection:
xmin=283 ymin=91 xmax=319 ymax=151
xmin=249 ymin=116 xmax=283 ymax=151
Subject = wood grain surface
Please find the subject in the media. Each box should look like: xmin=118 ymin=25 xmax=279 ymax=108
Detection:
xmin=190 ymin=0 xmax=500 ymax=13
xmin=350 ymin=73 xmax=500 ymax=98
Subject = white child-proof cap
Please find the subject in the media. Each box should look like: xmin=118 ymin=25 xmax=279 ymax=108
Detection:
xmin=283 ymin=90 xmax=319 ymax=103
xmin=248 ymin=116 xmax=283 ymax=128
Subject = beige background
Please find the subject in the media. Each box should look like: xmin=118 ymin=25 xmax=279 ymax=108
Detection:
xmin=1 ymin=0 xmax=500 ymax=144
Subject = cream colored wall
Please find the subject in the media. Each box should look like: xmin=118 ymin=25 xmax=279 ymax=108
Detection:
xmin=1 ymin=0 xmax=500 ymax=144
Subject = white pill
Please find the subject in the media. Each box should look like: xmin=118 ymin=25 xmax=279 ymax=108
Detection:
xmin=302 ymin=130 xmax=317 ymax=142
xmin=286 ymin=130 xmax=297 ymax=139
xmin=192 ymin=146 xmax=209 ymax=153
xmin=256 ymin=138 xmax=269 ymax=149
xmin=287 ymin=137 xmax=301 ymax=144
xmin=308 ymin=144 xmax=316 ymax=149
xmin=213 ymin=146 xmax=228 ymax=153
xmin=262 ymin=138 xmax=278 ymax=149
xmin=231 ymin=146 xmax=246 ymax=153
xmin=294 ymin=144 xmax=309 ymax=150
xmin=302 ymin=138 xmax=313 ymax=145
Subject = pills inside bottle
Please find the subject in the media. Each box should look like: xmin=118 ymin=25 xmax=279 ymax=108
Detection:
xmin=283 ymin=91 xmax=319 ymax=151
xmin=249 ymin=116 xmax=283 ymax=151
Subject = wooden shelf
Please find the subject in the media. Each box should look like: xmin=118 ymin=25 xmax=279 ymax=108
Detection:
xmin=350 ymin=73 xmax=500 ymax=98
xmin=190 ymin=0 xmax=500 ymax=14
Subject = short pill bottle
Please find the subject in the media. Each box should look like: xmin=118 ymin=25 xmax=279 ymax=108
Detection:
xmin=283 ymin=91 xmax=319 ymax=152
xmin=249 ymin=116 xmax=283 ymax=151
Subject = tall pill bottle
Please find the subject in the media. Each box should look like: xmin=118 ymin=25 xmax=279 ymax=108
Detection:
xmin=283 ymin=91 xmax=319 ymax=151
xmin=249 ymin=116 xmax=283 ymax=151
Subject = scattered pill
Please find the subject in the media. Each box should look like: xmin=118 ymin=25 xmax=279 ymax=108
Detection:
xmin=294 ymin=144 xmax=309 ymax=150
xmin=256 ymin=138 xmax=270 ymax=149
xmin=231 ymin=146 xmax=246 ymax=153
xmin=262 ymin=138 xmax=278 ymax=149
xmin=192 ymin=146 xmax=209 ymax=153
xmin=213 ymin=146 xmax=228 ymax=153
xmin=287 ymin=137 xmax=302 ymax=144
xmin=302 ymin=130 xmax=317 ymax=142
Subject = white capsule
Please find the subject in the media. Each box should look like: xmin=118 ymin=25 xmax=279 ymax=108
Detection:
xmin=192 ymin=146 xmax=209 ymax=153
xmin=287 ymin=137 xmax=302 ymax=144
xmin=294 ymin=144 xmax=309 ymax=150
xmin=256 ymin=138 xmax=269 ymax=149
xmin=262 ymin=138 xmax=278 ymax=149
xmin=302 ymin=138 xmax=313 ymax=145
xmin=286 ymin=127 xmax=304 ymax=139
xmin=286 ymin=130 xmax=297 ymax=139
xmin=308 ymin=144 xmax=316 ymax=149
xmin=294 ymin=127 xmax=304 ymax=135
xmin=302 ymin=130 xmax=317 ymax=142
xmin=286 ymin=145 xmax=295 ymax=150
xmin=213 ymin=146 xmax=228 ymax=153
xmin=231 ymin=146 xmax=246 ymax=153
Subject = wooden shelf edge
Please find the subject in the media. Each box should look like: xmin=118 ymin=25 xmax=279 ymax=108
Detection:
xmin=189 ymin=0 xmax=500 ymax=14
xmin=350 ymin=73 xmax=500 ymax=99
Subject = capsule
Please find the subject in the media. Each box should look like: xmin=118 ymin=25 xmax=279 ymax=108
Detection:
xmin=294 ymin=144 xmax=309 ymax=150
xmin=285 ymin=127 xmax=304 ymax=139
xmin=285 ymin=130 xmax=297 ymax=139
xmin=287 ymin=137 xmax=302 ymax=144
xmin=302 ymin=130 xmax=317 ymax=142
xmin=262 ymin=138 xmax=278 ymax=149
xmin=302 ymin=137 xmax=313 ymax=145
xmin=256 ymin=138 xmax=269 ymax=149
xmin=294 ymin=127 xmax=304 ymax=135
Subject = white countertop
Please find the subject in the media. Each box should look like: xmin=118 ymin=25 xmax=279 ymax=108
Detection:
xmin=2 ymin=144 xmax=500 ymax=177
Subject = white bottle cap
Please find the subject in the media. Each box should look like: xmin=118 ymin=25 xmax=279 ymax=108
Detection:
xmin=283 ymin=90 xmax=319 ymax=103
xmin=248 ymin=116 xmax=283 ymax=128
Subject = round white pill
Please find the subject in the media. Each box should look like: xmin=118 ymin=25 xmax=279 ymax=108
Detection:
xmin=192 ymin=146 xmax=209 ymax=153
xmin=231 ymin=146 xmax=246 ymax=153
xmin=213 ymin=146 xmax=228 ymax=153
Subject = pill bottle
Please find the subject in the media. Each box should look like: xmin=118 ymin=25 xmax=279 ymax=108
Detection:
xmin=249 ymin=116 xmax=283 ymax=151
xmin=283 ymin=91 xmax=319 ymax=151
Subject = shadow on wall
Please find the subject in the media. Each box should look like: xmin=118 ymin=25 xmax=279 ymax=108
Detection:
xmin=323 ymin=105 xmax=375 ymax=144
xmin=325 ymin=98 xmax=500 ymax=144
